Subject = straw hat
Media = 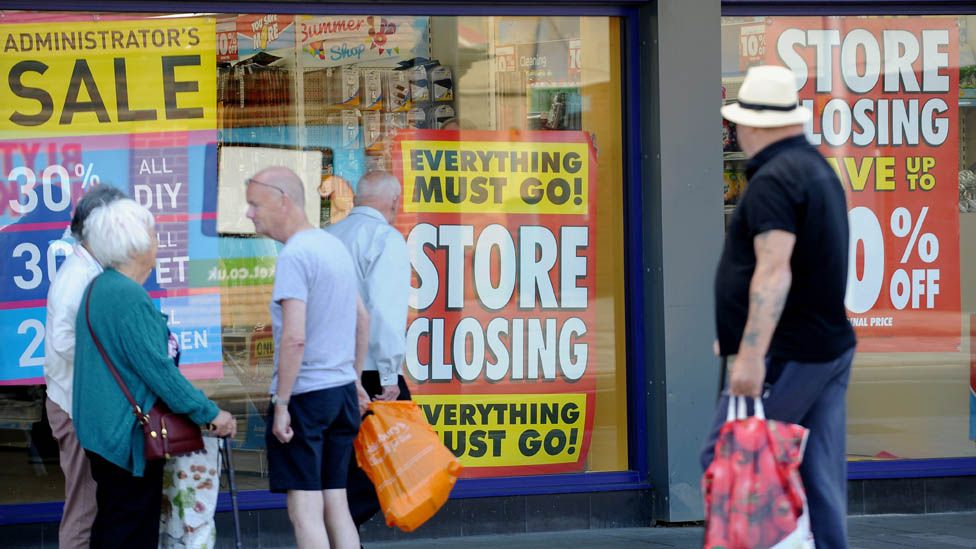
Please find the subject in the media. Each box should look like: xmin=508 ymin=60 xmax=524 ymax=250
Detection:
xmin=721 ymin=65 xmax=811 ymax=128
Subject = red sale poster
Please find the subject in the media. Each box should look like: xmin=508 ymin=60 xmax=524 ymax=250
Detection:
xmin=760 ymin=18 xmax=961 ymax=352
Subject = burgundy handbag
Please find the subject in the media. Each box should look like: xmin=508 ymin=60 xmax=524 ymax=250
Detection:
xmin=84 ymin=280 xmax=204 ymax=460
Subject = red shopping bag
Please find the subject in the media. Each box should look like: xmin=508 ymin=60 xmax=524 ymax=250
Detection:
xmin=702 ymin=397 xmax=813 ymax=549
xmin=353 ymin=401 xmax=463 ymax=532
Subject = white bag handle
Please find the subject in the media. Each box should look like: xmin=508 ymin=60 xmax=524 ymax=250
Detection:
xmin=725 ymin=396 xmax=765 ymax=422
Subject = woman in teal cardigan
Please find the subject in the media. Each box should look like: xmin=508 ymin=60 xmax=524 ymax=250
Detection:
xmin=72 ymin=198 xmax=236 ymax=548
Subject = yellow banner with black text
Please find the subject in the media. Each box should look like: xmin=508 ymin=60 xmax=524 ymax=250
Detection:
xmin=0 ymin=17 xmax=216 ymax=137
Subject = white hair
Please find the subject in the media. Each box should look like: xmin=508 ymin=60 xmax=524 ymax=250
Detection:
xmin=354 ymin=171 xmax=401 ymax=205
xmin=83 ymin=198 xmax=156 ymax=269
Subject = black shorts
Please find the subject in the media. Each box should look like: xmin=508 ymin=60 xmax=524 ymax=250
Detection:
xmin=266 ymin=382 xmax=361 ymax=493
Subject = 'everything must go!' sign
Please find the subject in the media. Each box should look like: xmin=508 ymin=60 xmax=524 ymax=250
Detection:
xmin=393 ymin=130 xmax=598 ymax=476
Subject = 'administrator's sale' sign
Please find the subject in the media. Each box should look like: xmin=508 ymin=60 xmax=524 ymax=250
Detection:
xmin=394 ymin=130 xmax=597 ymax=477
xmin=0 ymin=15 xmax=222 ymax=384
xmin=761 ymin=18 xmax=960 ymax=352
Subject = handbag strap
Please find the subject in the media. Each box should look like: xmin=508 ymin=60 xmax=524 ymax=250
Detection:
xmin=84 ymin=279 xmax=148 ymax=424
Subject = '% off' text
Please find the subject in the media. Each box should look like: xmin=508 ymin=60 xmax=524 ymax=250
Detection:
xmin=845 ymin=206 xmax=940 ymax=314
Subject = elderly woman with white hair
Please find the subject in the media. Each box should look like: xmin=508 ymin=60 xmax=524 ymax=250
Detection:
xmin=72 ymin=198 xmax=236 ymax=548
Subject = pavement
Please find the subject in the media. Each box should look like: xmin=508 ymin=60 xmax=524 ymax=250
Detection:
xmin=365 ymin=512 xmax=976 ymax=549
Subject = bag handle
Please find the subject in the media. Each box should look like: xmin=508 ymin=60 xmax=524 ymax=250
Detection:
xmin=84 ymin=279 xmax=148 ymax=424
xmin=725 ymin=396 xmax=765 ymax=422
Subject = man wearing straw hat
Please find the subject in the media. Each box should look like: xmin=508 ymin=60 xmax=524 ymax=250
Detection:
xmin=701 ymin=65 xmax=857 ymax=548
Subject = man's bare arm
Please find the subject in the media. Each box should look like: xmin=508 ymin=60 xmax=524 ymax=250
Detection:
xmin=276 ymin=299 xmax=307 ymax=403
xmin=271 ymin=298 xmax=306 ymax=443
xmin=729 ymin=229 xmax=795 ymax=397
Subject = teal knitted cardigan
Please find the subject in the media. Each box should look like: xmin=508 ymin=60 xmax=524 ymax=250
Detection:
xmin=72 ymin=269 xmax=219 ymax=476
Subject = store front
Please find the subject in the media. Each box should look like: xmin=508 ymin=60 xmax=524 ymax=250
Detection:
xmin=0 ymin=0 xmax=973 ymax=543
xmin=0 ymin=1 xmax=645 ymax=542
xmin=720 ymin=1 xmax=976 ymax=517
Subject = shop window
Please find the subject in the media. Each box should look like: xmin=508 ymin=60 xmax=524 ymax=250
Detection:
xmin=0 ymin=11 xmax=627 ymax=505
xmin=721 ymin=15 xmax=976 ymax=462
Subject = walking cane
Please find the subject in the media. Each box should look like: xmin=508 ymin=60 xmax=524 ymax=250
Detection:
xmin=221 ymin=437 xmax=243 ymax=549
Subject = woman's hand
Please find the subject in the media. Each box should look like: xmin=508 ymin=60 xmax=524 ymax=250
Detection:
xmin=209 ymin=410 xmax=237 ymax=438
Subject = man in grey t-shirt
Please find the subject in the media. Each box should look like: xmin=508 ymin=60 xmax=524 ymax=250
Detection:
xmin=246 ymin=166 xmax=370 ymax=549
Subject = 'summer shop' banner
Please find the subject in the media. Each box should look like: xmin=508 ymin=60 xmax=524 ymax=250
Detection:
xmin=0 ymin=16 xmax=223 ymax=384
xmin=298 ymin=15 xmax=429 ymax=68
xmin=758 ymin=18 xmax=961 ymax=352
xmin=393 ymin=130 xmax=597 ymax=476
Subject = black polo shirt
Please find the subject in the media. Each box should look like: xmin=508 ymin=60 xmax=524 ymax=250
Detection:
xmin=714 ymin=135 xmax=856 ymax=362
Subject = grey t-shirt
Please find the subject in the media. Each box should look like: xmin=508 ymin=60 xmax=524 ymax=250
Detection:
xmin=270 ymin=228 xmax=359 ymax=395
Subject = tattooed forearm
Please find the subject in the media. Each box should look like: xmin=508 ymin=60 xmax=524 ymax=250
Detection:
xmin=743 ymin=276 xmax=789 ymax=341
xmin=738 ymin=230 xmax=796 ymax=357
xmin=740 ymin=274 xmax=791 ymax=353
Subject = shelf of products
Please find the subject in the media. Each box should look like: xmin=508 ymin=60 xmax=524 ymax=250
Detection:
xmin=721 ymin=81 xmax=748 ymax=215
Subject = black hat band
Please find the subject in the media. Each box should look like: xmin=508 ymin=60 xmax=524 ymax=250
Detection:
xmin=737 ymin=99 xmax=799 ymax=112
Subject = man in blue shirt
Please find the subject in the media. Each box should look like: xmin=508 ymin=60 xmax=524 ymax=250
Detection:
xmin=328 ymin=170 xmax=412 ymax=527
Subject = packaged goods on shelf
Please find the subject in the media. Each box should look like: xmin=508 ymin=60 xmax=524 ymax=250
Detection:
xmin=429 ymin=64 xmax=454 ymax=102
xmin=544 ymin=91 xmax=567 ymax=130
xmin=430 ymin=104 xmax=456 ymax=129
xmin=407 ymin=65 xmax=430 ymax=103
xmin=363 ymin=110 xmax=384 ymax=152
xmin=407 ymin=107 xmax=428 ymax=129
xmin=329 ymin=66 xmax=361 ymax=108
xmin=363 ymin=69 xmax=385 ymax=110
xmin=385 ymin=112 xmax=408 ymax=138
xmin=341 ymin=109 xmax=361 ymax=148
xmin=386 ymin=70 xmax=411 ymax=112
xmin=723 ymin=163 xmax=747 ymax=205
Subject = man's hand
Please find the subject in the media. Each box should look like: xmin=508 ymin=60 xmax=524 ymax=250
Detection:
xmin=729 ymin=354 xmax=765 ymax=398
xmin=373 ymin=384 xmax=400 ymax=401
xmin=356 ymin=381 xmax=370 ymax=415
xmin=272 ymin=405 xmax=294 ymax=443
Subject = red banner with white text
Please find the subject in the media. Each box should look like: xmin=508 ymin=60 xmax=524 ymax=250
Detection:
xmin=759 ymin=18 xmax=960 ymax=352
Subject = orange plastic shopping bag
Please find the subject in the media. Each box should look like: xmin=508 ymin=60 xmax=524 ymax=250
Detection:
xmin=354 ymin=400 xmax=463 ymax=532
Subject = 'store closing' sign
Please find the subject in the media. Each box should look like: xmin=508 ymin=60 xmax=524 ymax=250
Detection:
xmin=761 ymin=17 xmax=960 ymax=351
xmin=393 ymin=130 xmax=598 ymax=477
